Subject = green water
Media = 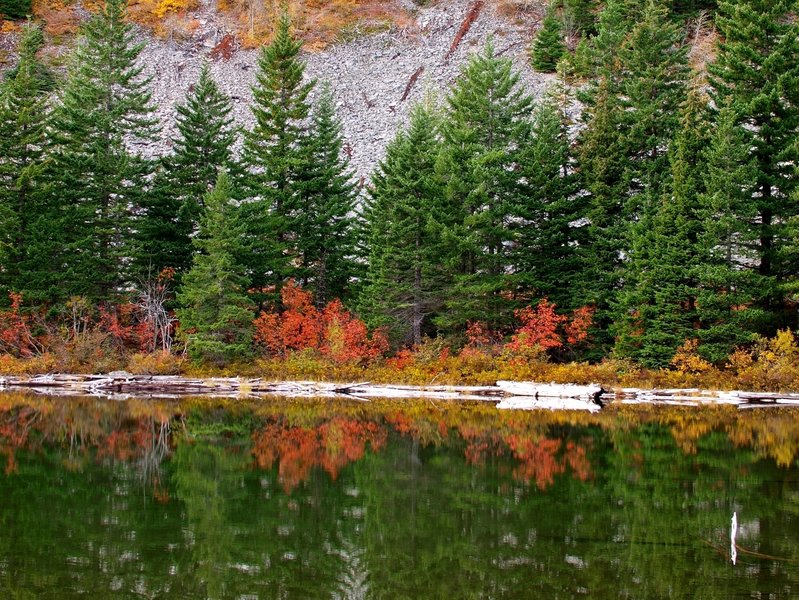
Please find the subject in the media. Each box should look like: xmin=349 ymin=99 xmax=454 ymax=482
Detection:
xmin=0 ymin=394 xmax=797 ymax=599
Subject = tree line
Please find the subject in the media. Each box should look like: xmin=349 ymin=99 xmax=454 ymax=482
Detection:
xmin=1 ymin=0 xmax=798 ymax=367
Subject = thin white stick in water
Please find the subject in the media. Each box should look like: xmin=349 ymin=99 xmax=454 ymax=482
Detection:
xmin=731 ymin=511 xmax=738 ymax=566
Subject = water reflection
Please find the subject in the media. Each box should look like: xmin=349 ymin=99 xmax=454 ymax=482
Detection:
xmin=0 ymin=392 xmax=797 ymax=598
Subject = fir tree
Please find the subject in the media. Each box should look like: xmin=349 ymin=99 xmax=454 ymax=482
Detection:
xmin=0 ymin=0 xmax=31 ymax=20
xmin=613 ymin=92 xmax=710 ymax=367
xmin=709 ymin=0 xmax=799 ymax=326
xmin=0 ymin=23 xmax=50 ymax=301
xmin=135 ymin=63 xmax=237 ymax=280
xmin=292 ymin=85 xmax=357 ymax=305
xmin=694 ymin=102 xmax=764 ymax=362
xmin=242 ymin=12 xmax=314 ymax=299
xmin=511 ymin=96 xmax=583 ymax=311
xmin=562 ymin=0 xmax=597 ymax=36
xmin=360 ymin=103 xmax=450 ymax=346
xmin=531 ymin=9 xmax=566 ymax=73
xmin=176 ymin=172 xmax=255 ymax=364
xmin=437 ymin=41 xmax=533 ymax=333
xmin=44 ymin=0 xmax=157 ymax=303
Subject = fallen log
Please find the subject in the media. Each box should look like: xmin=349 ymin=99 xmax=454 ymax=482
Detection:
xmin=444 ymin=0 xmax=484 ymax=62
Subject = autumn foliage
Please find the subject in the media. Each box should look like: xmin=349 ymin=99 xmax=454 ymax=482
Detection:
xmin=506 ymin=299 xmax=594 ymax=353
xmin=0 ymin=292 xmax=39 ymax=358
xmin=253 ymin=280 xmax=388 ymax=363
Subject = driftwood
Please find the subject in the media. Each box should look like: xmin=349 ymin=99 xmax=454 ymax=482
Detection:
xmin=444 ymin=0 xmax=484 ymax=62
xmin=400 ymin=66 xmax=424 ymax=102
xmin=1 ymin=374 xmax=799 ymax=410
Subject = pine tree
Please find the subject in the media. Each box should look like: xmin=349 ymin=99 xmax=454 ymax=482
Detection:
xmin=0 ymin=0 xmax=31 ymax=20
xmin=176 ymin=172 xmax=254 ymax=365
xmin=531 ymin=9 xmax=566 ymax=73
xmin=694 ymin=102 xmax=764 ymax=362
xmin=709 ymin=0 xmax=799 ymax=327
xmin=242 ymin=12 xmax=314 ymax=299
xmin=437 ymin=41 xmax=533 ymax=333
xmin=359 ymin=103 xmax=450 ymax=346
xmin=613 ymin=92 xmax=710 ymax=367
xmin=562 ymin=0 xmax=597 ymax=37
xmin=44 ymin=0 xmax=157 ymax=303
xmin=0 ymin=23 xmax=50 ymax=301
xmin=292 ymin=85 xmax=357 ymax=305
xmin=511 ymin=96 xmax=583 ymax=311
xmin=135 ymin=63 xmax=237 ymax=280
xmin=619 ymin=0 xmax=689 ymax=217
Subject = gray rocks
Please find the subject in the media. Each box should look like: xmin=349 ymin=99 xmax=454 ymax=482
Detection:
xmin=137 ymin=0 xmax=556 ymax=179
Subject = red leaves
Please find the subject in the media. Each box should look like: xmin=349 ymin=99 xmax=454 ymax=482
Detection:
xmin=251 ymin=417 xmax=386 ymax=493
xmin=506 ymin=299 xmax=595 ymax=354
xmin=253 ymin=280 xmax=387 ymax=363
xmin=0 ymin=292 xmax=40 ymax=358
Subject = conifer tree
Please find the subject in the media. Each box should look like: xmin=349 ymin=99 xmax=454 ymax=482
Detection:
xmin=709 ymin=0 xmax=799 ymax=326
xmin=562 ymin=0 xmax=597 ymax=36
xmin=437 ymin=42 xmax=533 ymax=332
xmin=0 ymin=23 xmax=50 ymax=301
xmin=135 ymin=63 xmax=237 ymax=279
xmin=177 ymin=172 xmax=254 ymax=364
xmin=242 ymin=12 xmax=314 ymax=298
xmin=44 ymin=0 xmax=157 ymax=303
xmin=694 ymin=103 xmax=764 ymax=361
xmin=613 ymin=92 xmax=710 ymax=366
xmin=531 ymin=9 xmax=566 ymax=73
xmin=511 ymin=96 xmax=583 ymax=311
xmin=0 ymin=0 xmax=31 ymax=20
xmin=292 ymin=85 xmax=357 ymax=305
xmin=359 ymin=104 xmax=449 ymax=345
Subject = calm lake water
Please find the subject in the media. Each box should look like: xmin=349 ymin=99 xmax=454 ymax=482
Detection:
xmin=0 ymin=392 xmax=797 ymax=599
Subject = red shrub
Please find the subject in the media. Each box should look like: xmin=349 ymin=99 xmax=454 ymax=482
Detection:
xmin=0 ymin=292 xmax=40 ymax=357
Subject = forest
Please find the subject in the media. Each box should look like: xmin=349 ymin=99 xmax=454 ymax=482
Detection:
xmin=1 ymin=0 xmax=799 ymax=388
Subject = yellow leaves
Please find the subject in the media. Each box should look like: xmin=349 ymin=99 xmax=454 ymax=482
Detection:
xmin=671 ymin=339 xmax=713 ymax=375
xmin=152 ymin=0 xmax=196 ymax=18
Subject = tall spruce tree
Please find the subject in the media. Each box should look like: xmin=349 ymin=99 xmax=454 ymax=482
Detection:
xmin=531 ymin=8 xmax=566 ymax=73
xmin=359 ymin=103 xmax=450 ymax=346
xmin=708 ymin=0 xmax=799 ymax=328
xmin=437 ymin=42 xmax=533 ymax=333
xmin=242 ymin=12 xmax=314 ymax=300
xmin=44 ymin=0 xmax=157 ymax=303
xmin=176 ymin=172 xmax=254 ymax=364
xmin=135 ymin=63 xmax=237 ymax=280
xmin=292 ymin=85 xmax=357 ymax=305
xmin=694 ymin=102 xmax=764 ymax=361
xmin=511 ymin=96 xmax=583 ymax=311
xmin=0 ymin=23 xmax=50 ymax=301
xmin=613 ymin=92 xmax=710 ymax=366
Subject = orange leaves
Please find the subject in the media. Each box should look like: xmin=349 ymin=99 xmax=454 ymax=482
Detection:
xmin=251 ymin=417 xmax=386 ymax=492
xmin=0 ymin=292 xmax=40 ymax=358
xmin=253 ymin=280 xmax=387 ymax=364
xmin=506 ymin=299 xmax=595 ymax=354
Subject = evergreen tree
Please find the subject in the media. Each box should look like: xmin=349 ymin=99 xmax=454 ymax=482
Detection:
xmin=694 ymin=102 xmax=764 ymax=362
xmin=437 ymin=42 xmax=533 ymax=333
xmin=619 ymin=0 xmax=689 ymax=216
xmin=561 ymin=0 xmax=597 ymax=37
xmin=613 ymin=92 xmax=709 ymax=366
xmin=176 ymin=172 xmax=254 ymax=364
xmin=531 ymin=9 xmax=566 ymax=73
xmin=44 ymin=0 xmax=157 ymax=303
xmin=0 ymin=0 xmax=31 ymax=20
xmin=574 ymin=78 xmax=628 ymax=346
xmin=511 ymin=96 xmax=583 ymax=311
xmin=242 ymin=12 xmax=314 ymax=299
xmin=135 ymin=63 xmax=237 ymax=280
xmin=709 ymin=0 xmax=799 ymax=327
xmin=0 ymin=23 xmax=50 ymax=301
xmin=359 ymin=104 xmax=450 ymax=346
xmin=292 ymin=85 xmax=357 ymax=305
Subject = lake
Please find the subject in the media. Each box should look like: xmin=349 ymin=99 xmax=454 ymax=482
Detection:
xmin=0 ymin=392 xmax=797 ymax=598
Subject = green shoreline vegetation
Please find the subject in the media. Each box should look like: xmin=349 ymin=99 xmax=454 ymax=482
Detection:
xmin=1 ymin=1 xmax=799 ymax=390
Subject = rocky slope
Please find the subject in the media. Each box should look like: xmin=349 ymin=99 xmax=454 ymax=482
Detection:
xmin=139 ymin=0 xmax=555 ymax=178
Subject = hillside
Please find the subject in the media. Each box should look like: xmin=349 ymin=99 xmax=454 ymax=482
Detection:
xmin=2 ymin=0 xmax=552 ymax=176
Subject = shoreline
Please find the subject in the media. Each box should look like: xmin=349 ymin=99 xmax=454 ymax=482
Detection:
xmin=2 ymin=373 xmax=799 ymax=409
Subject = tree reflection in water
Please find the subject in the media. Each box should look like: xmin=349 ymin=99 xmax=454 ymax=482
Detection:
xmin=0 ymin=392 xmax=797 ymax=598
